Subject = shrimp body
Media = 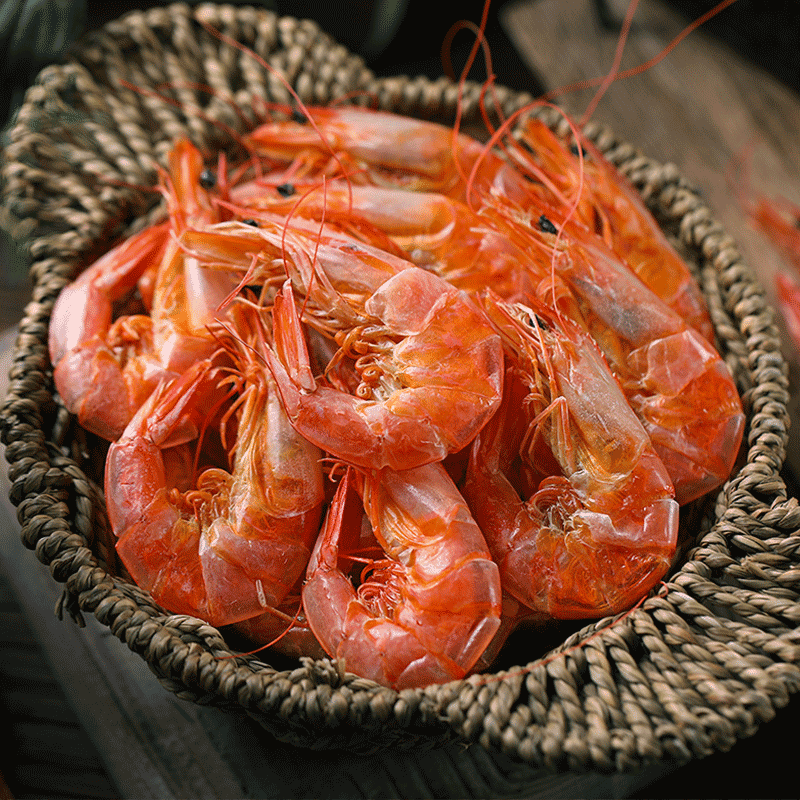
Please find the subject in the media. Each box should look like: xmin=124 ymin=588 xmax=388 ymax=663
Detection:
xmin=265 ymin=270 xmax=504 ymax=471
xmin=463 ymin=295 xmax=679 ymax=618
xmin=302 ymin=465 xmax=502 ymax=690
xmin=106 ymin=311 xmax=326 ymax=626
xmin=243 ymin=105 xmax=519 ymax=201
xmin=49 ymin=223 xmax=170 ymax=440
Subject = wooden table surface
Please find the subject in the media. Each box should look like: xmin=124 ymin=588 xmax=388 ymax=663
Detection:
xmin=2 ymin=0 xmax=800 ymax=797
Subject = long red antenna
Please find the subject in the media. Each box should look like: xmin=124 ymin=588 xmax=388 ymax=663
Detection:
xmin=542 ymin=0 xmax=738 ymax=109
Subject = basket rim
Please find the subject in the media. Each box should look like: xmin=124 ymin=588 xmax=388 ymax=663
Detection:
xmin=2 ymin=1 xmax=800 ymax=769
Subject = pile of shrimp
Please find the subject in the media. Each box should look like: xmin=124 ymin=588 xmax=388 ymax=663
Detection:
xmin=48 ymin=104 xmax=745 ymax=690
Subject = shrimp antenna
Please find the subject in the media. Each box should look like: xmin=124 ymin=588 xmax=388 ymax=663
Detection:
xmin=578 ymin=0 xmax=641 ymax=127
xmin=272 ymin=175 xmax=331 ymax=320
xmin=540 ymin=0 xmax=738 ymax=114
xmin=196 ymin=18 xmax=355 ymax=209
xmin=216 ymin=600 xmax=307 ymax=660
xmin=444 ymin=16 xmax=510 ymax=136
xmin=444 ymin=0 xmax=495 ymax=194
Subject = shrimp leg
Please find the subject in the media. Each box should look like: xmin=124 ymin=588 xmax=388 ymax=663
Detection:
xmin=264 ymin=271 xmax=504 ymax=471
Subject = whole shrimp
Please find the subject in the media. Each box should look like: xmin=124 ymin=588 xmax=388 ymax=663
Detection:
xmin=476 ymin=200 xmax=744 ymax=505
xmin=242 ymin=104 xmax=525 ymax=203
xmin=462 ymin=294 xmax=679 ymax=618
xmin=48 ymin=222 xmax=170 ymax=440
xmin=49 ymin=138 xmax=239 ymax=440
xmin=178 ymin=217 xmax=505 ymax=471
xmin=106 ymin=305 xmax=326 ymax=627
xmin=302 ymin=465 xmax=502 ymax=690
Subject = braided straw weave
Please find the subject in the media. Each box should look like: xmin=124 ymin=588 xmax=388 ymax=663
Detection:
xmin=2 ymin=2 xmax=800 ymax=768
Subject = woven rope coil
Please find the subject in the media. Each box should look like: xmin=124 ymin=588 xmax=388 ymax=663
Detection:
xmin=2 ymin=2 xmax=800 ymax=768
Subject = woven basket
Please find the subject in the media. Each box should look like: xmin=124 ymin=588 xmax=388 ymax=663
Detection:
xmin=3 ymin=2 xmax=800 ymax=769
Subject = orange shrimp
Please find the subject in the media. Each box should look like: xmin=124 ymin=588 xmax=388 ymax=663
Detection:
xmin=264 ymin=268 xmax=504 ymax=471
xmin=176 ymin=217 xmax=505 ymax=470
xmin=145 ymin=139 xmax=244 ymax=374
xmin=232 ymin=591 xmax=326 ymax=661
xmin=302 ymin=465 xmax=502 ymax=690
xmin=509 ymin=117 xmax=714 ymax=340
xmin=48 ymin=222 xmax=170 ymax=440
xmin=242 ymin=104 xmax=523 ymax=202
xmin=462 ymin=294 xmax=679 ymax=618
xmin=49 ymin=138 xmax=239 ymax=440
xmin=106 ymin=307 xmax=326 ymax=627
xmin=734 ymin=163 xmax=800 ymax=360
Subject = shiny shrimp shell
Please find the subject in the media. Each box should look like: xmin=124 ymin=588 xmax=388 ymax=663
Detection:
xmin=302 ymin=465 xmax=502 ymax=690
xmin=463 ymin=295 xmax=679 ymax=618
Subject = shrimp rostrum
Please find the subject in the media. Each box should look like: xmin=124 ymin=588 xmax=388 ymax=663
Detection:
xmin=463 ymin=294 xmax=679 ymax=619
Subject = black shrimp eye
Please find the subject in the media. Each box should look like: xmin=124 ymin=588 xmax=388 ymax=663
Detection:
xmin=199 ymin=169 xmax=216 ymax=189
xmin=539 ymin=215 xmax=558 ymax=235
xmin=242 ymin=219 xmax=259 ymax=227
xmin=276 ymin=182 xmax=296 ymax=197
xmin=524 ymin=311 xmax=549 ymax=331
xmin=569 ymin=143 xmax=587 ymax=157
xmin=291 ymin=107 xmax=308 ymax=124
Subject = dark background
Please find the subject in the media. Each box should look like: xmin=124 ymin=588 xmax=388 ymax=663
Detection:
xmin=2 ymin=0 xmax=799 ymax=131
